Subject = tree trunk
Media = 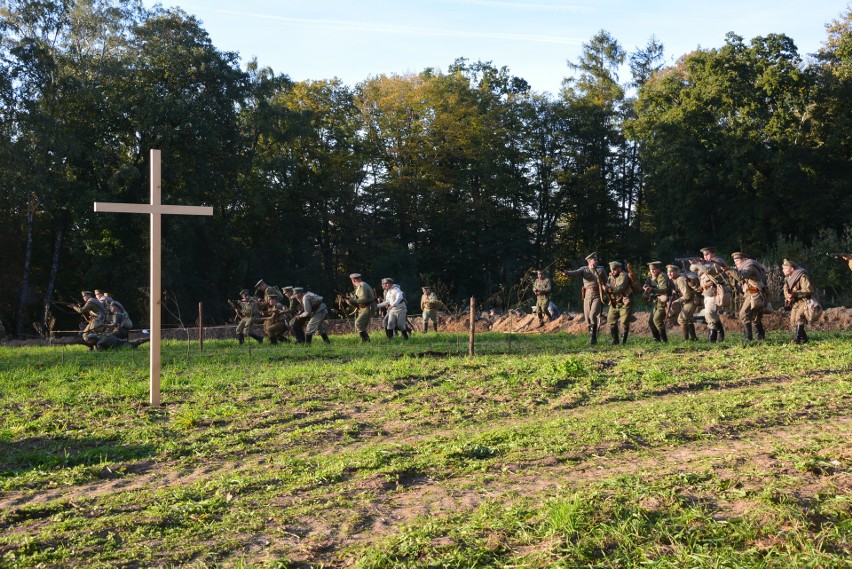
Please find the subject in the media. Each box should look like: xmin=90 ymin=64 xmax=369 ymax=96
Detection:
xmin=42 ymin=222 xmax=65 ymax=331
xmin=15 ymin=193 xmax=35 ymax=338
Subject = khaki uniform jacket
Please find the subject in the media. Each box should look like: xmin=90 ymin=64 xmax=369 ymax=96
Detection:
xmin=533 ymin=278 xmax=552 ymax=297
xmin=563 ymin=266 xmax=606 ymax=299
xmin=783 ymin=270 xmax=812 ymax=305
xmin=737 ymin=259 xmax=767 ymax=296
xmin=607 ymin=272 xmax=633 ymax=307
xmin=352 ymin=282 xmax=375 ymax=307
xmin=421 ymin=292 xmax=439 ymax=311
xmin=672 ymin=275 xmax=696 ymax=303
xmin=646 ymin=272 xmax=671 ymax=305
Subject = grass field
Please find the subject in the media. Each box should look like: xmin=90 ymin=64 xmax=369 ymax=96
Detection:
xmin=1 ymin=331 xmax=850 ymax=568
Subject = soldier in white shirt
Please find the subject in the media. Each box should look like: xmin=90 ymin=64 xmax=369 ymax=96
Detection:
xmin=377 ymin=278 xmax=409 ymax=340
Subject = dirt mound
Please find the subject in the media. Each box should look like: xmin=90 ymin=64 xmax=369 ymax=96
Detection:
xmin=3 ymin=308 xmax=849 ymax=347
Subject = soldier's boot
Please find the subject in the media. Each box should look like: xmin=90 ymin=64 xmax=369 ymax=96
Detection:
xmin=717 ymin=323 xmax=725 ymax=342
xmin=688 ymin=323 xmax=698 ymax=341
xmin=537 ymin=316 xmax=545 ymax=329
xmin=305 ymin=334 xmax=313 ymax=344
xmin=249 ymin=332 xmax=263 ymax=343
xmin=755 ymin=322 xmax=766 ymax=342
xmin=709 ymin=328 xmax=718 ymax=343
xmin=659 ymin=327 xmax=668 ymax=343
xmin=610 ymin=326 xmax=620 ymax=345
xmin=401 ymin=330 xmax=409 ymax=340
xmin=432 ymin=322 xmax=439 ymax=332
xmin=743 ymin=323 xmax=753 ymax=342
xmin=130 ymin=338 xmax=149 ymax=349
xmin=360 ymin=331 xmax=370 ymax=342
xmin=385 ymin=328 xmax=394 ymax=339
xmin=321 ymin=334 xmax=331 ymax=344
xmin=269 ymin=336 xmax=278 ymax=345
xmin=237 ymin=333 xmax=245 ymax=345
xmin=649 ymin=322 xmax=661 ymax=342
xmin=800 ymin=326 xmax=808 ymax=344
xmin=279 ymin=335 xmax=290 ymax=343
xmin=422 ymin=322 xmax=428 ymax=333
xmin=621 ymin=326 xmax=629 ymax=345
xmin=681 ymin=323 xmax=690 ymax=341
xmin=589 ymin=324 xmax=598 ymax=345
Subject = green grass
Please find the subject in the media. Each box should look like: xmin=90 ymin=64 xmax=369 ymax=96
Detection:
xmin=0 ymin=331 xmax=850 ymax=567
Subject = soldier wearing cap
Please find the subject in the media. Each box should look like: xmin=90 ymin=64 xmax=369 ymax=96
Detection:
xmin=605 ymin=261 xmax=633 ymax=344
xmin=532 ymin=270 xmax=553 ymax=329
xmin=732 ymin=252 xmax=768 ymax=341
xmin=263 ymin=296 xmax=290 ymax=344
xmin=255 ymin=279 xmax=283 ymax=303
xmin=692 ymin=247 xmax=729 ymax=342
xmin=667 ymin=264 xmax=699 ymax=341
xmin=105 ymin=302 xmax=133 ymax=340
xmin=643 ymin=262 xmax=671 ymax=342
xmin=281 ymin=286 xmax=305 ymax=342
xmin=420 ymin=286 xmax=440 ymax=333
xmin=346 ymin=273 xmax=376 ymax=342
xmin=293 ymin=288 xmax=331 ymax=344
xmin=235 ymin=288 xmax=263 ymax=345
xmin=782 ymin=259 xmax=814 ymax=344
xmin=72 ymin=291 xmax=108 ymax=337
xmin=377 ymin=278 xmax=409 ymax=340
xmin=562 ymin=252 xmax=607 ymax=344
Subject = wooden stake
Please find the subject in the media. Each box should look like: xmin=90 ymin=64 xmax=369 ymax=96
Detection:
xmin=469 ymin=297 xmax=475 ymax=357
xmin=199 ymin=302 xmax=204 ymax=352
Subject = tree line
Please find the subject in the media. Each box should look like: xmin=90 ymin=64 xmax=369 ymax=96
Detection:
xmin=1 ymin=0 xmax=850 ymax=335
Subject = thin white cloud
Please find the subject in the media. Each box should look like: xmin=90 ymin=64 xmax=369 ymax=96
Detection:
xmin=439 ymin=0 xmax=599 ymax=12
xmin=216 ymin=9 xmax=584 ymax=45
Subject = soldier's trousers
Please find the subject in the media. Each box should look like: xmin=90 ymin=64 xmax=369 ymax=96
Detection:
xmin=385 ymin=307 xmax=407 ymax=331
xmin=790 ymin=299 xmax=808 ymax=327
xmin=534 ymin=296 xmax=549 ymax=318
xmin=703 ymin=295 xmax=721 ymax=329
xmin=676 ymin=299 xmax=697 ymax=325
xmin=422 ymin=309 xmax=438 ymax=328
xmin=607 ymin=304 xmax=631 ymax=330
xmin=305 ymin=308 xmax=329 ymax=335
xmin=354 ymin=308 xmax=371 ymax=333
xmin=265 ymin=320 xmax=287 ymax=337
xmin=650 ymin=302 xmax=667 ymax=331
xmin=583 ymin=294 xmax=603 ymax=328
xmin=236 ymin=316 xmax=257 ymax=336
xmin=739 ymin=293 xmax=764 ymax=325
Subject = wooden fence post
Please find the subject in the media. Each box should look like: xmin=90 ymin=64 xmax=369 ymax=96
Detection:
xmin=469 ymin=297 xmax=475 ymax=357
xmin=198 ymin=302 xmax=204 ymax=352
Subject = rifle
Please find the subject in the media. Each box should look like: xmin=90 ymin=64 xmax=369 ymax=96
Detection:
xmin=826 ymin=252 xmax=851 ymax=260
xmin=227 ymin=299 xmax=242 ymax=322
xmin=593 ymin=267 xmax=611 ymax=306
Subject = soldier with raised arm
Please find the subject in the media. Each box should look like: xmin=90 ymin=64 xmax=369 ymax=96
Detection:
xmin=562 ymin=252 xmax=607 ymax=345
xmin=72 ymin=291 xmax=108 ymax=338
xmin=692 ymin=246 xmax=728 ymax=342
xmin=667 ymin=264 xmax=699 ymax=341
xmin=235 ymin=289 xmax=263 ymax=345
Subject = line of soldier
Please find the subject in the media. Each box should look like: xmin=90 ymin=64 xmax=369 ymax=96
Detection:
xmin=533 ymin=247 xmax=819 ymax=346
xmin=71 ymin=289 xmax=146 ymax=350
xmin=233 ymin=274 xmax=443 ymax=345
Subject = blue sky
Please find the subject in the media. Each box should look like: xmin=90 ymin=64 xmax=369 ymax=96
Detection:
xmin=142 ymin=0 xmax=848 ymax=94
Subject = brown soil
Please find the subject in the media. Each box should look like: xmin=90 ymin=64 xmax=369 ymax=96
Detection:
xmin=3 ymin=307 xmax=850 ymax=347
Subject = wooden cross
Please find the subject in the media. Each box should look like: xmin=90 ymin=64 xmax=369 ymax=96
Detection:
xmin=94 ymin=149 xmax=213 ymax=407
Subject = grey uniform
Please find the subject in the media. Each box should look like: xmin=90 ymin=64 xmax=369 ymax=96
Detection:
xmin=563 ymin=266 xmax=607 ymax=328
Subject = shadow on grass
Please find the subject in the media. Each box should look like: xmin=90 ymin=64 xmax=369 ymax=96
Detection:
xmin=0 ymin=435 xmax=158 ymax=475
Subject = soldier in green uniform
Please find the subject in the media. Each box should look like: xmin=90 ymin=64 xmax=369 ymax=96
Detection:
xmin=82 ymin=331 xmax=148 ymax=351
xmin=235 ymin=289 xmax=263 ymax=345
xmin=346 ymin=273 xmax=375 ymax=342
xmin=732 ymin=252 xmax=768 ymax=341
xmin=282 ymin=286 xmax=305 ymax=343
xmin=532 ymin=270 xmax=553 ymax=328
xmin=263 ymin=297 xmax=290 ymax=344
xmin=782 ymin=259 xmax=814 ymax=344
xmin=562 ymin=253 xmax=607 ymax=345
xmin=605 ymin=261 xmax=633 ymax=344
xmin=667 ymin=264 xmax=699 ymax=341
xmin=72 ymin=291 xmax=108 ymax=336
xmin=105 ymin=302 xmax=133 ymax=340
xmin=420 ymin=286 xmax=440 ymax=333
xmin=255 ymin=279 xmax=283 ymax=303
xmin=294 ymin=288 xmax=331 ymax=344
xmin=643 ymin=262 xmax=671 ymax=343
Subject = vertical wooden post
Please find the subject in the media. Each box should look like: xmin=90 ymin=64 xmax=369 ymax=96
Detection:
xmin=198 ymin=302 xmax=204 ymax=352
xmin=149 ymin=150 xmax=162 ymax=408
xmin=469 ymin=297 xmax=475 ymax=357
